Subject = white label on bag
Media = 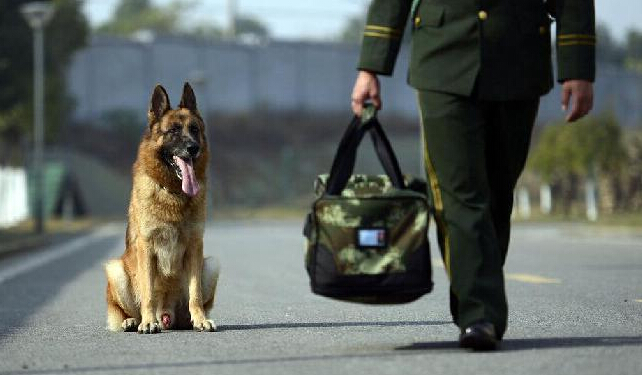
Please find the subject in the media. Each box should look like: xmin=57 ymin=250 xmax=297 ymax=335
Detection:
xmin=357 ymin=228 xmax=387 ymax=248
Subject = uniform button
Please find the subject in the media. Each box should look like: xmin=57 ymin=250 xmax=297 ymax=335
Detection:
xmin=414 ymin=16 xmax=421 ymax=27
xmin=539 ymin=26 xmax=548 ymax=34
xmin=478 ymin=10 xmax=488 ymax=20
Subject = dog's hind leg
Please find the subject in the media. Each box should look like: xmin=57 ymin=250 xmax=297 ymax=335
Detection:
xmin=105 ymin=259 xmax=140 ymax=332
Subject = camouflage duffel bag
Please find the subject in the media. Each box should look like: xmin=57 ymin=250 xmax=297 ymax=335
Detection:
xmin=303 ymin=106 xmax=433 ymax=304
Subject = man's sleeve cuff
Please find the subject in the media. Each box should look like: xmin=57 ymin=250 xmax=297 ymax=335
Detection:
xmin=556 ymin=35 xmax=596 ymax=82
xmin=356 ymin=25 xmax=404 ymax=76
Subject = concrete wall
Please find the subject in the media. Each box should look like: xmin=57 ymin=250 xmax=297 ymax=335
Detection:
xmin=67 ymin=35 xmax=642 ymax=127
xmin=68 ymin=36 xmax=401 ymax=121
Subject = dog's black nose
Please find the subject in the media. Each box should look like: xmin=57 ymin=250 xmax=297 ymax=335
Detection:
xmin=187 ymin=143 xmax=200 ymax=157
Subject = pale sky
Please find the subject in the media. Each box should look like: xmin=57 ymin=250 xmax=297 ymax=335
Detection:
xmin=83 ymin=0 xmax=641 ymax=42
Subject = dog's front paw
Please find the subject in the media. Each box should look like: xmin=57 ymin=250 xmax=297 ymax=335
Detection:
xmin=138 ymin=320 xmax=161 ymax=334
xmin=122 ymin=318 xmax=139 ymax=332
xmin=192 ymin=318 xmax=216 ymax=332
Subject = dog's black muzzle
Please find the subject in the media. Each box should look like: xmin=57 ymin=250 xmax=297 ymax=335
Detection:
xmin=186 ymin=142 xmax=200 ymax=158
xmin=162 ymin=140 xmax=200 ymax=180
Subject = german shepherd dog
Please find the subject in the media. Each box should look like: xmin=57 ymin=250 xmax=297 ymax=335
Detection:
xmin=105 ymin=83 xmax=219 ymax=333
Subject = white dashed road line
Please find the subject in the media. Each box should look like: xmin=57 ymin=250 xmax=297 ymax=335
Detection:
xmin=505 ymin=273 xmax=561 ymax=284
xmin=432 ymin=257 xmax=562 ymax=284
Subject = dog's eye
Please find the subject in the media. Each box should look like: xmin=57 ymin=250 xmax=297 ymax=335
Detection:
xmin=169 ymin=124 xmax=181 ymax=134
xmin=189 ymin=124 xmax=199 ymax=135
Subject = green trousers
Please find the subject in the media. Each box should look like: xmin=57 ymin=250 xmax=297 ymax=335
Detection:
xmin=417 ymin=90 xmax=539 ymax=338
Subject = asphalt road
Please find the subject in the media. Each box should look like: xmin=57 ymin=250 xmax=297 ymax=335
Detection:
xmin=0 ymin=220 xmax=641 ymax=375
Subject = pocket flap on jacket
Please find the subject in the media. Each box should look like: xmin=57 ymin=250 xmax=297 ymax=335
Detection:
xmin=415 ymin=4 xmax=444 ymax=28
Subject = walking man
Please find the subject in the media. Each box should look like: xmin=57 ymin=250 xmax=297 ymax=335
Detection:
xmin=351 ymin=0 xmax=595 ymax=350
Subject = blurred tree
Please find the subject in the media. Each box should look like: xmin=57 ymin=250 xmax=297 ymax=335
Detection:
xmin=97 ymin=0 xmax=185 ymax=36
xmin=339 ymin=15 xmax=365 ymax=43
xmin=190 ymin=24 xmax=225 ymax=40
xmin=625 ymin=29 xmax=642 ymax=73
xmin=187 ymin=16 xmax=268 ymax=42
xmin=0 ymin=0 xmax=88 ymax=164
xmin=113 ymin=0 xmax=150 ymax=19
xmin=528 ymin=111 xmax=629 ymax=214
xmin=233 ymin=16 xmax=270 ymax=41
xmin=595 ymin=23 xmax=625 ymax=64
xmin=623 ymin=130 xmax=642 ymax=210
xmin=96 ymin=0 xmax=269 ymax=42
xmin=528 ymin=123 xmax=579 ymax=214
xmin=626 ymin=30 xmax=642 ymax=60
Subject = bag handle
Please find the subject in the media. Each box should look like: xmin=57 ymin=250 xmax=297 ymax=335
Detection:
xmin=369 ymin=118 xmax=406 ymax=189
xmin=325 ymin=105 xmax=406 ymax=195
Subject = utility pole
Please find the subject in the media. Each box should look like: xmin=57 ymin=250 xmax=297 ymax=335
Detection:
xmin=21 ymin=1 xmax=55 ymax=234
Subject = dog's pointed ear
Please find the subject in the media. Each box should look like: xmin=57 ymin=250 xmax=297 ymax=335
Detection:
xmin=148 ymin=85 xmax=171 ymax=126
xmin=179 ymin=82 xmax=198 ymax=112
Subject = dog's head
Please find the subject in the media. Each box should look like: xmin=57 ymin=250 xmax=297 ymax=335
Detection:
xmin=145 ymin=82 xmax=207 ymax=197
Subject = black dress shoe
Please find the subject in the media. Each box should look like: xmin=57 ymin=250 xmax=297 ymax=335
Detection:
xmin=459 ymin=321 xmax=498 ymax=351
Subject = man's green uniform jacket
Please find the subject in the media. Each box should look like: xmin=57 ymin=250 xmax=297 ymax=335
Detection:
xmin=358 ymin=0 xmax=596 ymax=100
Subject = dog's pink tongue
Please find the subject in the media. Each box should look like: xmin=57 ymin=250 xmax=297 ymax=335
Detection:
xmin=173 ymin=156 xmax=200 ymax=197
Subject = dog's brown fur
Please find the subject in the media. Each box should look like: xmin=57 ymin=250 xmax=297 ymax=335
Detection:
xmin=105 ymin=83 xmax=218 ymax=333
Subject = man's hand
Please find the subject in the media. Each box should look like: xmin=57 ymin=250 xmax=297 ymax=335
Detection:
xmin=351 ymin=70 xmax=381 ymax=116
xmin=561 ymin=80 xmax=593 ymax=122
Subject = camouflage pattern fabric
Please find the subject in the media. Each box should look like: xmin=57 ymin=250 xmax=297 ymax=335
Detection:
xmin=306 ymin=174 xmax=429 ymax=277
xmin=314 ymin=173 xmax=416 ymax=198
